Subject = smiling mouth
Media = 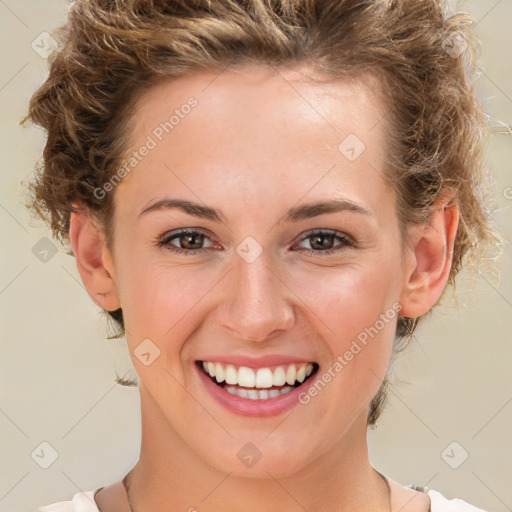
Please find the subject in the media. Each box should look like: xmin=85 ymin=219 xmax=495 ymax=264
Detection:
xmin=197 ymin=360 xmax=319 ymax=400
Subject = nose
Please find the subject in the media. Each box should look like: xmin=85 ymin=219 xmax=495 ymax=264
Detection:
xmin=217 ymin=251 xmax=295 ymax=342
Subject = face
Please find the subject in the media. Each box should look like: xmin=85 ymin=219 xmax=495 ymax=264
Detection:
xmin=104 ymin=64 xmax=410 ymax=478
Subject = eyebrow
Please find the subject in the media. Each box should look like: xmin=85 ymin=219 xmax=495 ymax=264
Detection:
xmin=138 ymin=198 xmax=373 ymax=222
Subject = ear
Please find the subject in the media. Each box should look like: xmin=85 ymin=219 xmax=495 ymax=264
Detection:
xmin=68 ymin=204 xmax=121 ymax=311
xmin=398 ymin=196 xmax=459 ymax=318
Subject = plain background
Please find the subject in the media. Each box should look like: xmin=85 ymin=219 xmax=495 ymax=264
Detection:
xmin=1 ymin=1 xmax=511 ymax=511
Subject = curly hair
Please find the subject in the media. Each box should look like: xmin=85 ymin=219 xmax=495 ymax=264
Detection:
xmin=20 ymin=0 xmax=503 ymax=427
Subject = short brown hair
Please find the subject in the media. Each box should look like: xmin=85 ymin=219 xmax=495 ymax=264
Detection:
xmin=21 ymin=0 xmax=502 ymax=427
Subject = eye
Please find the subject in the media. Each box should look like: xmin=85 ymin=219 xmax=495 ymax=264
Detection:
xmin=157 ymin=228 xmax=216 ymax=255
xmin=293 ymin=230 xmax=354 ymax=256
xmin=156 ymin=228 xmax=355 ymax=256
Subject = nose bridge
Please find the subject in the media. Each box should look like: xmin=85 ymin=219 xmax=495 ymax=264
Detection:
xmin=219 ymin=247 xmax=294 ymax=342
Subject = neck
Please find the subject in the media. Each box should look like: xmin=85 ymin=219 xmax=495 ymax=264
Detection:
xmin=125 ymin=386 xmax=390 ymax=512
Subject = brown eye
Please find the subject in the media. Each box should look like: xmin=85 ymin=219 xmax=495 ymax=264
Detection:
xmin=175 ymin=232 xmax=205 ymax=250
xmin=295 ymin=230 xmax=354 ymax=256
xmin=157 ymin=229 xmax=215 ymax=255
xmin=309 ymin=232 xmax=336 ymax=250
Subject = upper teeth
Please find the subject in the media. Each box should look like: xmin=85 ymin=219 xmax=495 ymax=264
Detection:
xmin=202 ymin=361 xmax=314 ymax=388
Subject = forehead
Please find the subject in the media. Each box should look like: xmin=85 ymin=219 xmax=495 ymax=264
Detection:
xmin=131 ymin=63 xmax=387 ymax=145
xmin=116 ymin=64 xmax=391 ymax=218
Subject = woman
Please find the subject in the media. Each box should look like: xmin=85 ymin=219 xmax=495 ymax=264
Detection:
xmin=23 ymin=0 xmax=501 ymax=510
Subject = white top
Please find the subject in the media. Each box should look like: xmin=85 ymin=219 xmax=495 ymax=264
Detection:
xmin=34 ymin=485 xmax=488 ymax=512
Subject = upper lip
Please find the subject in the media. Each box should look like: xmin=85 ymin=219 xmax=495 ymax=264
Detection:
xmin=197 ymin=355 xmax=317 ymax=368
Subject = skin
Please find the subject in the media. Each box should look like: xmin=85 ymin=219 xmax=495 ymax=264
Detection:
xmin=69 ymin=63 xmax=458 ymax=511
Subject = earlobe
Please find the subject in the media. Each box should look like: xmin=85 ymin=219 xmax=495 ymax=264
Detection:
xmin=399 ymin=198 xmax=459 ymax=319
xmin=69 ymin=206 xmax=121 ymax=312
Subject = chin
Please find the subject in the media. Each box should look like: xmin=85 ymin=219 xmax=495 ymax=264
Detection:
xmin=193 ymin=432 xmax=320 ymax=480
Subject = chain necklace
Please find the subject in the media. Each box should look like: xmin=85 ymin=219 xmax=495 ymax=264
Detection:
xmin=382 ymin=471 xmax=393 ymax=512
xmin=122 ymin=473 xmax=135 ymax=512
xmin=122 ymin=470 xmax=392 ymax=512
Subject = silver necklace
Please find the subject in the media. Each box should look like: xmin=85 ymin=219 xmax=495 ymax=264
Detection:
xmin=122 ymin=473 xmax=135 ymax=512
xmin=122 ymin=470 xmax=392 ymax=511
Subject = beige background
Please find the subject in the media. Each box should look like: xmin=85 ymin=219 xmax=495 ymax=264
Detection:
xmin=1 ymin=1 xmax=511 ymax=511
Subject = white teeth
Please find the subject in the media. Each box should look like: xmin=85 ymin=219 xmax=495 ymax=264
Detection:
xmin=214 ymin=362 xmax=225 ymax=383
xmin=272 ymin=366 xmax=286 ymax=386
xmin=201 ymin=361 xmax=316 ymax=390
xmin=238 ymin=366 xmax=255 ymax=388
xmin=285 ymin=365 xmax=297 ymax=385
xmin=225 ymin=364 xmax=238 ymax=385
xmin=296 ymin=364 xmax=306 ymax=383
xmin=224 ymin=386 xmax=294 ymax=400
xmin=255 ymin=368 xmax=273 ymax=388
xmin=247 ymin=389 xmax=259 ymax=400
xmin=258 ymin=389 xmax=269 ymax=399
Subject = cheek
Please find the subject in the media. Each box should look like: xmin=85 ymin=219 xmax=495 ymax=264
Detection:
xmin=117 ymin=258 xmax=226 ymax=377
xmin=291 ymin=259 xmax=399 ymax=344
xmin=288 ymin=263 xmax=398 ymax=404
xmin=117 ymin=253 xmax=212 ymax=330
xmin=117 ymin=260 xmax=219 ymax=392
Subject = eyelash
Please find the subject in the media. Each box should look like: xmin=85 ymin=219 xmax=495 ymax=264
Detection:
xmin=156 ymin=228 xmax=355 ymax=256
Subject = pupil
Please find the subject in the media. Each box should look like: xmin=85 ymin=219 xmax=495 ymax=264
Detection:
xmin=183 ymin=233 xmax=202 ymax=249
xmin=311 ymin=234 xmax=332 ymax=250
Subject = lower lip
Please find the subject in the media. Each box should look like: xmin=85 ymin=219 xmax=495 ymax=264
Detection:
xmin=196 ymin=365 xmax=313 ymax=418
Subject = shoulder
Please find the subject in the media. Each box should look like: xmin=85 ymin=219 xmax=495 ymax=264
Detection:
xmin=34 ymin=488 xmax=103 ymax=512
xmin=385 ymin=473 xmax=487 ymax=512
xmin=424 ymin=488 xmax=488 ymax=512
